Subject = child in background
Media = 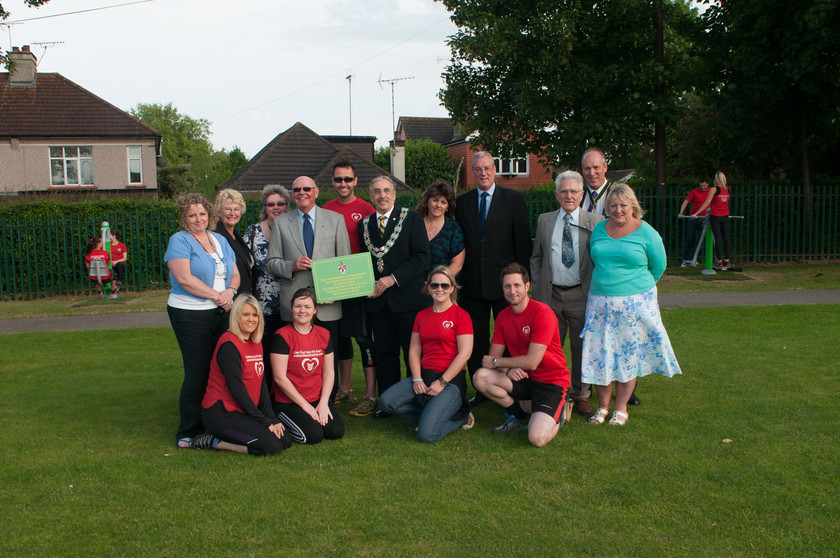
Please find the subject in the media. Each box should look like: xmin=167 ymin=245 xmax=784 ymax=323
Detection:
xmin=84 ymin=237 xmax=118 ymax=296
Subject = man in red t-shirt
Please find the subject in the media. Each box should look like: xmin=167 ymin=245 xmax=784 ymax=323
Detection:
xmin=473 ymin=263 xmax=571 ymax=447
xmin=678 ymin=179 xmax=710 ymax=265
xmin=322 ymin=161 xmax=378 ymax=417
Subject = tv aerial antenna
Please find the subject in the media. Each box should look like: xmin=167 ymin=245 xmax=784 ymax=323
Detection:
xmin=346 ymin=74 xmax=352 ymax=136
xmin=378 ymin=74 xmax=414 ymax=134
xmin=32 ymin=41 xmax=64 ymax=65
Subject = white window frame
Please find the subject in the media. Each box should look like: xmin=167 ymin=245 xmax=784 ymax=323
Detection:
xmin=493 ymin=155 xmax=529 ymax=176
xmin=50 ymin=146 xmax=94 ymax=186
xmin=127 ymin=146 xmax=143 ymax=184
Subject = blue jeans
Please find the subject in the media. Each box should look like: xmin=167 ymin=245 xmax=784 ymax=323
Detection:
xmin=379 ymin=378 xmax=467 ymax=444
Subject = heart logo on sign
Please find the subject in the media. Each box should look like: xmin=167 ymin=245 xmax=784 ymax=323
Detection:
xmin=351 ymin=213 xmax=363 ymax=222
xmin=442 ymin=320 xmax=454 ymax=329
xmin=255 ymin=361 xmax=265 ymax=377
xmin=522 ymin=326 xmax=531 ymax=335
xmin=302 ymin=358 xmax=319 ymax=374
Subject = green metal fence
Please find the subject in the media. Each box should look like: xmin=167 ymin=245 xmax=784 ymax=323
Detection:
xmin=2 ymin=185 xmax=837 ymax=300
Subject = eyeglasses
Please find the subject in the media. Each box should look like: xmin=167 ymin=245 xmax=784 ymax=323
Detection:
xmin=557 ymin=189 xmax=583 ymax=196
xmin=222 ymin=207 xmax=242 ymax=214
xmin=333 ymin=176 xmax=355 ymax=183
xmin=292 ymin=186 xmax=315 ymax=193
xmin=265 ymin=202 xmax=288 ymax=208
xmin=429 ymin=282 xmax=452 ymax=290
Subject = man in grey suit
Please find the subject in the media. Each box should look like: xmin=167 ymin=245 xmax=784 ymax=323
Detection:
xmin=531 ymin=170 xmax=604 ymax=417
xmin=266 ymin=176 xmax=351 ymax=345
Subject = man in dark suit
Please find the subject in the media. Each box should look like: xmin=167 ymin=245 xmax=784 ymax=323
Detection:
xmin=359 ymin=176 xmax=430 ymax=415
xmin=455 ymin=151 xmax=532 ymax=403
xmin=581 ymin=147 xmax=613 ymax=215
xmin=531 ymin=171 xmax=604 ymax=418
xmin=265 ymin=175 xmax=351 ymax=339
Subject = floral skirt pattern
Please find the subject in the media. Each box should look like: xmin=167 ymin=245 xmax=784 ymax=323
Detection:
xmin=581 ymin=288 xmax=681 ymax=385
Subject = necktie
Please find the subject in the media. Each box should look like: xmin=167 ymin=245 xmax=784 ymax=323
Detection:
xmin=588 ymin=189 xmax=598 ymax=213
xmin=562 ymin=213 xmax=575 ymax=268
xmin=303 ymin=213 xmax=314 ymax=258
xmin=379 ymin=215 xmax=387 ymax=234
xmin=479 ymin=191 xmax=489 ymax=232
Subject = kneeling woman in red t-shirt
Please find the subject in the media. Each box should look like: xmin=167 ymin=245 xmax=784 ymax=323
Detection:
xmin=194 ymin=295 xmax=292 ymax=455
xmin=379 ymin=265 xmax=474 ymax=443
xmin=271 ymin=288 xmax=345 ymax=444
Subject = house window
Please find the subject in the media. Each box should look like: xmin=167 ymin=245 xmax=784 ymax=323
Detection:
xmin=493 ymin=156 xmax=529 ymax=176
xmin=127 ymin=146 xmax=143 ymax=184
xmin=50 ymin=146 xmax=94 ymax=186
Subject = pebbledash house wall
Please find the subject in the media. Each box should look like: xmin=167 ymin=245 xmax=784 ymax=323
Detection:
xmin=446 ymin=142 xmax=554 ymax=190
xmin=0 ymin=137 xmax=158 ymax=195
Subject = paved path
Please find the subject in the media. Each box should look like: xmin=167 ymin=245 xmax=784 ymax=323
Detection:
xmin=2 ymin=289 xmax=839 ymax=334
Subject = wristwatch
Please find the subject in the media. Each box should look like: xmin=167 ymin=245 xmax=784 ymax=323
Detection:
xmin=228 ymin=287 xmax=238 ymax=295
xmin=439 ymin=378 xmax=449 ymax=387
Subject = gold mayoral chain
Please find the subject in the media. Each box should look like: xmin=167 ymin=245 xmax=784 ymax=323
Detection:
xmin=363 ymin=207 xmax=409 ymax=273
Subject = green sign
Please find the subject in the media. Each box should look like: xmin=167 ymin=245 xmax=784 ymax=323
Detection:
xmin=311 ymin=253 xmax=375 ymax=303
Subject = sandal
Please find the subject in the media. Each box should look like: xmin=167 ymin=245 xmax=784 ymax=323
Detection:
xmin=609 ymin=410 xmax=629 ymax=426
xmin=191 ymin=433 xmax=219 ymax=450
xmin=589 ymin=408 xmax=609 ymax=425
xmin=176 ymin=437 xmax=192 ymax=449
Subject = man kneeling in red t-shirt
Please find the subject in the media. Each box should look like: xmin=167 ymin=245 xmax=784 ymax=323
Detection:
xmin=473 ymin=263 xmax=571 ymax=447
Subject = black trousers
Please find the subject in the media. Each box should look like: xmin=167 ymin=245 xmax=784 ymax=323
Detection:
xmin=460 ymin=295 xmax=510 ymax=382
xmin=368 ymin=307 xmax=418 ymax=396
xmin=167 ymin=305 xmax=229 ymax=441
xmin=710 ymin=215 xmax=731 ymax=261
xmin=682 ymin=218 xmax=705 ymax=261
xmin=202 ymin=401 xmax=291 ymax=456
xmin=273 ymin=400 xmax=344 ymax=444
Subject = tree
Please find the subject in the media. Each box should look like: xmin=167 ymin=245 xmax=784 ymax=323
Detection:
xmin=1 ymin=1 xmax=51 ymax=68
xmin=703 ymin=0 xmax=840 ymax=188
xmin=130 ymin=103 xmax=245 ymax=197
xmin=374 ymin=140 xmax=458 ymax=189
xmin=439 ymin=0 xmax=703 ymax=171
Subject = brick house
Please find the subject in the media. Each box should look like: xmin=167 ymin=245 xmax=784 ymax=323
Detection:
xmin=0 ymin=46 xmax=161 ymax=199
xmin=393 ymin=116 xmax=555 ymax=190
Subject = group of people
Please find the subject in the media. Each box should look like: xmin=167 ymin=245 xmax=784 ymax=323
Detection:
xmin=83 ymin=231 xmax=127 ymax=296
xmin=679 ymin=171 xmax=733 ymax=269
xmin=164 ymin=149 xmax=682 ymax=455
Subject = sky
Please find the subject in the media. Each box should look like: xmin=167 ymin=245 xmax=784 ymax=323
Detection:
xmin=1 ymin=0 xmax=460 ymax=157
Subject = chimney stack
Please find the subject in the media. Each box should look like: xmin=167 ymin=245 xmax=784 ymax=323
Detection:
xmin=8 ymin=45 xmax=37 ymax=85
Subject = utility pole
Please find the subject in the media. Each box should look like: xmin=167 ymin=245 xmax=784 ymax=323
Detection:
xmin=378 ymin=75 xmax=414 ymax=133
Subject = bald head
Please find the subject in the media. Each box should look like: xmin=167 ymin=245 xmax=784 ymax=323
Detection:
xmin=292 ymin=176 xmax=319 ymax=212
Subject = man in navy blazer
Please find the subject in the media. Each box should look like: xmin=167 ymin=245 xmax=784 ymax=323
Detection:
xmin=359 ymin=175 xmax=430 ymax=410
xmin=455 ymin=151 xmax=532 ymax=401
xmin=531 ymin=170 xmax=604 ymax=417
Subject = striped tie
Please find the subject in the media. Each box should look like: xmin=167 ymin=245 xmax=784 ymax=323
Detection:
xmin=379 ymin=215 xmax=386 ymax=234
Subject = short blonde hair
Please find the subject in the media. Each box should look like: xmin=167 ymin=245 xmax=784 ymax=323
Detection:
xmin=229 ymin=295 xmax=264 ymax=343
xmin=604 ymin=183 xmax=644 ymax=219
xmin=176 ymin=193 xmax=216 ymax=231
xmin=215 ymin=188 xmax=246 ymax=216
xmin=423 ymin=265 xmax=460 ymax=304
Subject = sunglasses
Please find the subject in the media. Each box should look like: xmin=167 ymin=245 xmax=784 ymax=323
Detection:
xmin=292 ymin=186 xmax=315 ymax=193
xmin=265 ymin=202 xmax=288 ymax=208
xmin=429 ymin=282 xmax=452 ymax=290
xmin=333 ymin=176 xmax=355 ymax=183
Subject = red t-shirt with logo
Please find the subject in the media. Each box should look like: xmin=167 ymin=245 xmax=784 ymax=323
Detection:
xmin=684 ymin=187 xmax=708 ymax=214
xmin=110 ymin=241 xmax=127 ymax=263
xmin=324 ymin=197 xmax=375 ymax=254
xmin=202 ymin=331 xmax=266 ymax=413
xmin=491 ymin=299 xmax=570 ymax=387
xmin=413 ymin=303 xmax=473 ymax=373
xmin=271 ymin=324 xmax=333 ymax=403
xmin=85 ymin=249 xmax=111 ymax=279
xmin=710 ymin=186 xmax=730 ymax=217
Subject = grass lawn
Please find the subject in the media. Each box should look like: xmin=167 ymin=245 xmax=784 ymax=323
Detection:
xmin=1 ymin=305 xmax=838 ymax=556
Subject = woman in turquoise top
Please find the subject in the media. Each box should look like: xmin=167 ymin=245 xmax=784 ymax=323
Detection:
xmin=581 ymin=184 xmax=680 ymax=426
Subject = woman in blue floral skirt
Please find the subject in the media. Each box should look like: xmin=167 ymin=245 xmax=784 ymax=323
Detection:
xmin=581 ymin=184 xmax=681 ymax=426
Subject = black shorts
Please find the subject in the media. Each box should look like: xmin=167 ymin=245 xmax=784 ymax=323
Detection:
xmin=510 ymin=378 xmax=569 ymax=423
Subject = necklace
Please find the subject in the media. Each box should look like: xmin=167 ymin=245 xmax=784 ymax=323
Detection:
xmin=293 ymin=323 xmax=313 ymax=335
xmin=363 ymin=207 xmax=409 ymax=273
xmin=190 ymin=230 xmax=215 ymax=254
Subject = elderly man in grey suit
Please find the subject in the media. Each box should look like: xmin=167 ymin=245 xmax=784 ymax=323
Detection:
xmin=531 ymin=170 xmax=604 ymax=417
xmin=266 ymin=176 xmax=351 ymax=352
